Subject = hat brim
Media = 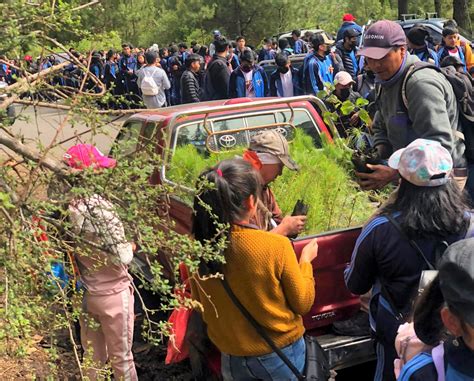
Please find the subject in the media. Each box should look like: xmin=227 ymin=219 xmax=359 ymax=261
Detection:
xmin=279 ymin=155 xmax=299 ymax=171
xmin=324 ymin=37 xmax=336 ymax=45
xmin=388 ymin=148 xmax=405 ymax=170
xmin=357 ymin=46 xmax=392 ymax=59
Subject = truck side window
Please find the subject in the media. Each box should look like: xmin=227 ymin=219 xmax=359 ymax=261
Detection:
xmin=112 ymin=120 xmax=144 ymax=157
xmin=175 ymin=122 xmax=207 ymax=155
xmin=277 ymin=109 xmax=322 ymax=147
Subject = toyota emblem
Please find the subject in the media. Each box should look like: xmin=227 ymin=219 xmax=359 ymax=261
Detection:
xmin=219 ymin=134 xmax=237 ymax=148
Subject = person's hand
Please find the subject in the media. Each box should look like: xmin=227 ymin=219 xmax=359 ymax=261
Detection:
xmin=128 ymin=69 xmax=133 ymax=75
xmin=300 ymin=238 xmax=318 ymax=264
xmin=277 ymin=215 xmax=307 ymax=236
xmin=131 ymin=242 xmax=137 ymax=252
xmin=356 ymin=164 xmax=398 ymax=190
xmin=350 ymin=112 xmax=360 ymax=126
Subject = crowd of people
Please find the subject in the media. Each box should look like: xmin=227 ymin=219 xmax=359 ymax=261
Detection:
xmin=7 ymin=12 xmax=474 ymax=381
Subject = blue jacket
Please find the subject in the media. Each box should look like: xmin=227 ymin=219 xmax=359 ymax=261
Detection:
xmin=119 ymin=54 xmax=137 ymax=75
xmin=303 ymin=53 xmax=337 ymax=94
xmin=437 ymin=46 xmax=467 ymax=71
xmin=294 ymin=39 xmax=305 ymax=54
xmin=258 ymin=48 xmax=276 ymax=62
xmin=229 ymin=66 xmax=269 ymax=98
xmin=269 ymin=67 xmax=303 ymax=97
xmin=398 ymin=339 xmax=474 ymax=381
xmin=411 ymin=46 xmax=439 ymax=66
xmin=337 ymin=21 xmax=363 ymax=42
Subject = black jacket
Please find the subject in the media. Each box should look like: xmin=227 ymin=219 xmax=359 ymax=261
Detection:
xmin=203 ymin=55 xmax=230 ymax=100
xmin=180 ymin=70 xmax=201 ymax=103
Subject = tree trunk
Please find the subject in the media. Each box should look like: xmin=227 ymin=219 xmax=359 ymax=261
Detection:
xmin=453 ymin=0 xmax=472 ymax=31
xmin=434 ymin=0 xmax=442 ymax=17
xmin=398 ymin=0 xmax=409 ymax=19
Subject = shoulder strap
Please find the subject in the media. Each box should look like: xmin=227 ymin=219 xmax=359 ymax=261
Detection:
xmin=401 ymin=62 xmax=441 ymax=111
xmin=386 ymin=214 xmax=436 ymax=271
xmin=432 ymin=343 xmax=445 ymax=381
xmin=220 ymin=278 xmax=305 ymax=380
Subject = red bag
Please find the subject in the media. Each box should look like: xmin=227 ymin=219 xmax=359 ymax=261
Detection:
xmin=165 ymin=305 xmax=192 ymax=364
xmin=165 ymin=263 xmax=192 ymax=364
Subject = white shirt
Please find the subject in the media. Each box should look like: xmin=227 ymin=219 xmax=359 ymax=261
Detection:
xmin=243 ymin=70 xmax=255 ymax=98
xmin=448 ymin=48 xmax=461 ymax=61
xmin=279 ymin=70 xmax=294 ymax=97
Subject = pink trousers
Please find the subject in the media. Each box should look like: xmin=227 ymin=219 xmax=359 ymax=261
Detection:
xmin=80 ymin=287 xmax=137 ymax=381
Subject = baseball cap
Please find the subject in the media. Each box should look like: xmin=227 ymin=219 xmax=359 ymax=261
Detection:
xmin=249 ymin=130 xmax=298 ymax=171
xmin=343 ymin=28 xmax=362 ymax=39
xmin=334 ymin=71 xmax=355 ymax=86
xmin=311 ymin=33 xmax=335 ymax=49
xmin=343 ymin=13 xmax=356 ymax=22
xmin=388 ymin=139 xmax=453 ymax=187
xmin=358 ymin=20 xmax=407 ymax=59
xmin=64 ymin=144 xmax=116 ymax=170
xmin=438 ymin=238 xmax=474 ymax=326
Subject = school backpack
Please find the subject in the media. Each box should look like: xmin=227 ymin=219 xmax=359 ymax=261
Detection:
xmin=401 ymin=61 xmax=474 ymax=160
xmin=140 ymin=68 xmax=159 ymax=96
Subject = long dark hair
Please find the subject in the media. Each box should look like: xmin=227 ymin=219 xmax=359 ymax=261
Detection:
xmin=377 ymin=179 xmax=470 ymax=239
xmin=413 ymin=276 xmax=447 ymax=345
xmin=192 ymin=159 xmax=260 ymax=272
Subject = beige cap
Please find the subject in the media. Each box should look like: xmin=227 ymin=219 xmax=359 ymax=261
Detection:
xmin=334 ymin=71 xmax=355 ymax=86
xmin=249 ymin=130 xmax=298 ymax=171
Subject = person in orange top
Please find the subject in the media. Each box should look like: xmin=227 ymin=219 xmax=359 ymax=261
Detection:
xmin=190 ymin=158 xmax=318 ymax=380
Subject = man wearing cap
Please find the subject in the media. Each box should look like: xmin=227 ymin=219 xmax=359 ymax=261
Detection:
xmin=355 ymin=20 xmax=465 ymax=191
xmin=331 ymin=71 xmax=363 ymax=137
xmin=269 ymin=53 xmax=303 ymax=97
xmin=303 ymin=33 xmax=343 ymax=94
xmin=336 ymin=13 xmax=363 ymax=43
xmin=335 ymin=28 xmax=362 ymax=79
xmin=243 ymin=130 xmax=306 ymax=237
xmin=229 ymin=50 xmax=269 ymax=98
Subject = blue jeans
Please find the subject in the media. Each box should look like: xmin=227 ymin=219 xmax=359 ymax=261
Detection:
xmin=221 ymin=337 xmax=306 ymax=381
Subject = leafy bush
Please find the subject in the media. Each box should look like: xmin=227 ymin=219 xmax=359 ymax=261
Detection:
xmin=167 ymin=130 xmax=376 ymax=234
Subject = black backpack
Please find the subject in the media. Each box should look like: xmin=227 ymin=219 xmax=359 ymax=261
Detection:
xmin=401 ymin=61 xmax=474 ymax=160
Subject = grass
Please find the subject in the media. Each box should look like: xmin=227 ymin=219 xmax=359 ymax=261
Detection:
xmin=167 ymin=130 xmax=377 ymax=235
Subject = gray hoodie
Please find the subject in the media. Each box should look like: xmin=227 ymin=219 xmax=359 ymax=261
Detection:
xmin=373 ymin=54 xmax=465 ymax=167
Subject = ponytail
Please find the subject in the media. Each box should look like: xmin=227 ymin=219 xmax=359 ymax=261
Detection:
xmin=413 ymin=275 xmax=447 ymax=346
xmin=192 ymin=159 xmax=261 ymax=274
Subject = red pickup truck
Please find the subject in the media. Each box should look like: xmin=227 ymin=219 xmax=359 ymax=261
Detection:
xmin=113 ymin=95 xmax=375 ymax=370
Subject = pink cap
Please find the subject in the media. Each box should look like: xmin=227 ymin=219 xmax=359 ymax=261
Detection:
xmin=64 ymin=144 xmax=116 ymax=170
xmin=388 ymin=139 xmax=453 ymax=187
xmin=343 ymin=13 xmax=356 ymax=22
xmin=334 ymin=71 xmax=355 ymax=86
xmin=359 ymin=20 xmax=407 ymax=59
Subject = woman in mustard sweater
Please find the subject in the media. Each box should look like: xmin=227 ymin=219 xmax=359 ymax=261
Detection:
xmin=190 ymin=158 xmax=318 ymax=380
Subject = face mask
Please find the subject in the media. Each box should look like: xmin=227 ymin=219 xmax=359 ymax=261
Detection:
xmin=366 ymin=70 xmax=375 ymax=80
xmin=350 ymin=41 xmax=358 ymax=49
xmin=278 ymin=67 xmax=289 ymax=74
xmin=324 ymin=48 xmax=331 ymax=56
xmin=241 ymin=64 xmax=252 ymax=73
xmin=340 ymin=88 xmax=350 ymax=100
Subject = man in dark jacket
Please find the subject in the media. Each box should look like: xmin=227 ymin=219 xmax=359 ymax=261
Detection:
xmin=335 ymin=28 xmax=361 ymax=79
xmin=203 ymin=38 xmax=231 ymax=100
xmin=336 ymin=13 xmax=363 ymax=42
xmin=269 ymin=54 xmax=302 ymax=97
xmin=180 ymin=54 xmax=202 ymax=104
xmin=229 ymin=50 xmax=269 ymax=98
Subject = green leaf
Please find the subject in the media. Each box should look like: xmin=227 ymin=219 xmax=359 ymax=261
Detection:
xmin=359 ymin=109 xmax=371 ymax=125
xmin=356 ymin=97 xmax=369 ymax=107
xmin=340 ymin=100 xmax=355 ymax=116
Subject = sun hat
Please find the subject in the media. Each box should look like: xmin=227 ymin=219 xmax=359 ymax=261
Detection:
xmin=64 ymin=144 xmax=116 ymax=170
xmin=388 ymin=139 xmax=453 ymax=187
xmin=249 ymin=130 xmax=298 ymax=171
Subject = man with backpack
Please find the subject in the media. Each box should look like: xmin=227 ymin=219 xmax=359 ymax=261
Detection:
xmin=437 ymin=27 xmax=468 ymax=72
xmin=354 ymin=20 xmax=468 ymax=194
xmin=137 ymin=51 xmax=170 ymax=108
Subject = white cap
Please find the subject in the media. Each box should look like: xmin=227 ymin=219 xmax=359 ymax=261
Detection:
xmin=334 ymin=71 xmax=355 ymax=86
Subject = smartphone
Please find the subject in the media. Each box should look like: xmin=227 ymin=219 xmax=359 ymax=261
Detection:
xmin=292 ymin=199 xmax=309 ymax=216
